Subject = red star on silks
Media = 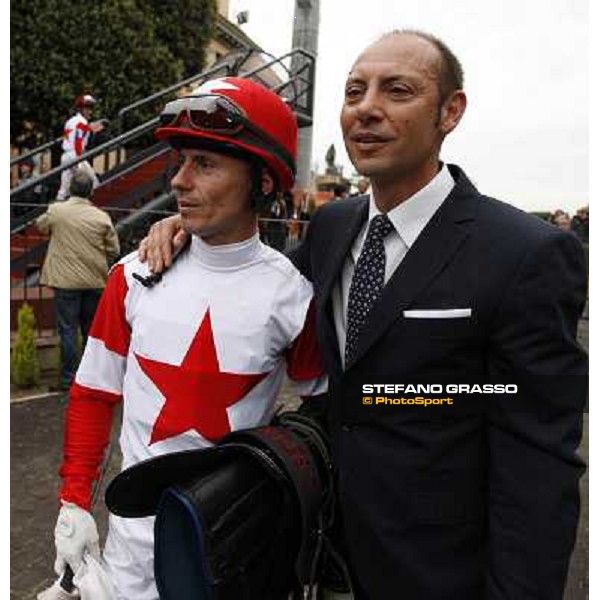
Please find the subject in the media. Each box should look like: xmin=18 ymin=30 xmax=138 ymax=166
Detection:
xmin=135 ymin=310 xmax=269 ymax=445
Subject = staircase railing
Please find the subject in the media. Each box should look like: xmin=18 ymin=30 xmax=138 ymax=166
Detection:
xmin=11 ymin=46 xmax=316 ymax=175
xmin=10 ymin=137 xmax=62 ymax=168
xmin=240 ymin=48 xmax=315 ymax=124
xmin=116 ymin=47 xmax=315 ymax=131
xmin=11 ymin=45 xmax=317 ymax=268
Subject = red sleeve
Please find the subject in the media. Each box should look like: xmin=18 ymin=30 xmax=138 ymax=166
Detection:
xmin=59 ymin=385 xmax=121 ymax=510
xmin=74 ymin=122 xmax=91 ymax=156
xmin=285 ymin=299 xmax=324 ymax=381
xmin=59 ymin=265 xmax=130 ymax=509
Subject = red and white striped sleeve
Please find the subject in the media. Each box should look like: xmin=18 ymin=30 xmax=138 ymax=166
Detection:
xmin=59 ymin=264 xmax=131 ymax=510
xmin=74 ymin=121 xmax=91 ymax=156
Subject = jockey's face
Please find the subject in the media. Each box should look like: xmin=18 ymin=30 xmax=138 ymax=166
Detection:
xmin=171 ymin=148 xmax=258 ymax=245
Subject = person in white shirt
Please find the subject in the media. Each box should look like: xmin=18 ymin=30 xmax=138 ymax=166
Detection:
xmin=57 ymin=94 xmax=104 ymax=200
xmin=44 ymin=78 xmax=327 ymax=600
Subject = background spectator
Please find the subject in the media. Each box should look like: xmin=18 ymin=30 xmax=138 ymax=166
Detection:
xmin=331 ymin=184 xmax=348 ymax=201
xmin=571 ymin=206 xmax=589 ymax=243
xmin=11 ymin=157 xmax=45 ymax=218
xmin=552 ymin=211 xmax=572 ymax=233
xmin=261 ymin=194 xmax=288 ymax=252
xmin=35 ymin=169 xmax=119 ymax=390
xmin=298 ymin=190 xmax=315 ymax=222
xmin=351 ymin=177 xmax=370 ymax=196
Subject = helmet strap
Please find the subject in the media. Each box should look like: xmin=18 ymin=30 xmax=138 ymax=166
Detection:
xmin=250 ymin=160 xmax=278 ymax=213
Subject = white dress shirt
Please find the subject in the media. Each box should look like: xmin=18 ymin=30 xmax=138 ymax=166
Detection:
xmin=333 ymin=164 xmax=455 ymax=366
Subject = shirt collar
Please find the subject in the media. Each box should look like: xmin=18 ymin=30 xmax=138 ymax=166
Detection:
xmin=67 ymin=195 xmax=93 ymax=205
xmin=189 ymin=231 xmax=262 ymax=270
xmin=352 ymin=163 xmax=454 ymax=261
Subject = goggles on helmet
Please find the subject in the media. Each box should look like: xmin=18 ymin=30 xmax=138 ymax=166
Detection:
xmin=158 ymin=94 xmax=295 ymax=175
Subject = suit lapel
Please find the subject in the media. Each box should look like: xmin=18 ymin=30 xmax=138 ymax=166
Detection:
xmin=346 ymin=169 xmax=477 ymax=370
xmin=318 ymin=198 xmax=369 ymax=309
xmin=317 ymin=198 xmax=369 ymax=376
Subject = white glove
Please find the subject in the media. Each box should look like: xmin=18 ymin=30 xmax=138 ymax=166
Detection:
xmin=37 ymin=578 xmax=80 ymax=599
xmin=54 ymin=502 xmax=101 ymax=576
xmin=73 ymin=553 xmax=117 ymax=600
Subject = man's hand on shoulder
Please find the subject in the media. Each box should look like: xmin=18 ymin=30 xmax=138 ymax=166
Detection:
xmin=138 ymin=214 xmax=188 ymax=273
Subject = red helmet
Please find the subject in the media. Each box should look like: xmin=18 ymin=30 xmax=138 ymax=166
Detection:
xmin=74 ymin=94 xmax=97 ymax=110
xmin=155 ymin=77 xmax=298 ymax=191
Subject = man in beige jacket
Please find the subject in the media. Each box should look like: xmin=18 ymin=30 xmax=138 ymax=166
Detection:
xmin=36 ymin=169 xmax=120 ymax=390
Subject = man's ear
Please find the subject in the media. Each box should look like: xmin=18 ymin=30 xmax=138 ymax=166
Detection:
xmin=261 ymin=169 xmax=275 ymax=195
xmin=439 ymin=90 xmax=467 ymax=135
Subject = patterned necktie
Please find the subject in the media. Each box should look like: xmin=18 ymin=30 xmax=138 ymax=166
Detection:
xmin=345 ymin=213 xmax=394 ymax=366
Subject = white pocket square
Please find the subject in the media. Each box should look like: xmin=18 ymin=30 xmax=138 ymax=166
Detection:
xmin=403 ymin=308 xmax=472 ymax=319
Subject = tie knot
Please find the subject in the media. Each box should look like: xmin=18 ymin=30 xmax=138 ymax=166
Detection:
xmin=368 ymin=213 xmax=394 ymax=240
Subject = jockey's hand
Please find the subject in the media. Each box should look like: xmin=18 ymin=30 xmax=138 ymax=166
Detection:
xmin=138 ymin=214 xmax=188 ymax=274
xmin=54 ymin=502 xmax=101 ymax=576
xmin=89 ymin=120 xmax=105 ymax=134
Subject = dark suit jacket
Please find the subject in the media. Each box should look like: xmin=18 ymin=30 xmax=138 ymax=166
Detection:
xmin=291 ymin=165 xmax=587 ymax=599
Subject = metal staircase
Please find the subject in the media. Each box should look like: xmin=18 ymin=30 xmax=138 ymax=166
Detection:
xmin=10 ymin=47 xmax=316 ymax=284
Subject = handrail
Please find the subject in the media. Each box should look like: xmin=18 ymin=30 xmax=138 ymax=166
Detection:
xmin=11 ymin=172 xmax=173 ymax=266
xmin=11 ymin=45 xmax=317 ymax=239
xmin=239 ymin=47 xmax=315 ymax=115
xmin=10 ymin=118 xmax=159 ymax=198
xmin=10 ymin=137 xmax=62 ymax=167
xmin=10 ymin=119 xmax=112 ymax=171
xmin=115 ymin=190 xmax=177 ymax=231
xmin=117 ymin=47 xmax=316 ymax=129
xmin=11 ymin=51 xmax=313 ymax=199
xmin=98 ymin=143 xmax=170 ymax=188
xmin=9 ymin=62 xmax=230 ymax=171
xmin=10 ymin=211 xmax=311 ymax=285
xmin=11 ymin=141 xmax=172 ymax=235
xmin=11 ymin=47 xmax=316 ymax=172
xmin=239 ymin=47 xmax=315 ymax=79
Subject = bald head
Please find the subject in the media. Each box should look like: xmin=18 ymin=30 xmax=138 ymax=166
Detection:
xmin=341 ymin=30 xmax=468 ymax=207
xmin=355 ymin=30 xmax=464 ymax=105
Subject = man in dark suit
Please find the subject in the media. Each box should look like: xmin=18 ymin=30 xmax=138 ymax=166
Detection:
xmin=140 ymin=29 xmax=587 ymax=600
xmin=292 ymin=30 xmax=587 ymax=599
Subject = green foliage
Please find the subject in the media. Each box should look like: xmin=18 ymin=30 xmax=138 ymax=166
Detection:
xmin=11 ymin=0 xmax=217 ymax=145
xmin=145 ymin=0 xmax=218 ymax=79
xmin=11 ymin=303 xmax=41 ymax=388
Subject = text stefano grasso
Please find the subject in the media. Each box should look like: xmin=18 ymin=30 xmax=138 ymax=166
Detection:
xmin=361 ymin=384 xmax=519 ymax=394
